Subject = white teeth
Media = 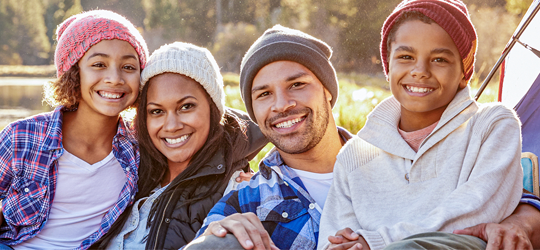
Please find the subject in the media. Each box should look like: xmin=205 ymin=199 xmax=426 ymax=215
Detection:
xmin=406 ymin=86 xmax=433 ymax=93
xmin=275 ymin=117 xmax=304 ymax=128
xmin=99 ymin=91 xmax=122 ymax=99
xmin=165 ymin=135 xmax=189 ymax=144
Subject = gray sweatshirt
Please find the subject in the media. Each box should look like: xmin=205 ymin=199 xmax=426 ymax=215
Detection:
xmin=319 ymin=86 xmax=523 ymax=250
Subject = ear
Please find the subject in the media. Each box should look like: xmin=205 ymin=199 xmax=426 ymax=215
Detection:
xmin=458 ymin=74 xmax=468 ymax=90
xmin=324 ymin=88 xmax=332 ymax=103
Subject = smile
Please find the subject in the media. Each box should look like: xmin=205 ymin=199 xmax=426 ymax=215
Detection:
xmin=405 ymin=85 xmax=433 ymax=93
xmin=275 ymin=117 xmax=305 ymax=129
xmin=164 ymin=134 xmax=190 ymax=145
xmin=98 ymin=90 xmax=125 ymax=99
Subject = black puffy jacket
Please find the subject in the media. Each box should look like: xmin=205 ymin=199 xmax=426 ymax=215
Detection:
xmin=145 ymin=109 xmax=267 ymax=250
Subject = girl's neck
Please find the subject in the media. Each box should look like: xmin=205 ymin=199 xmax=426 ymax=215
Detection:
xmin=61 ymin=105 xmax=120 ymax=164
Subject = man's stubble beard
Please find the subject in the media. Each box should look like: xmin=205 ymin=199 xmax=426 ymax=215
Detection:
xmin=262 ymin=93 xmax=330 ymax=155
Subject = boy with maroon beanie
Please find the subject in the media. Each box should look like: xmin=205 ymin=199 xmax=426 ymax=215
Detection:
xmin=319 ymin=0 xmax=526 ymax=249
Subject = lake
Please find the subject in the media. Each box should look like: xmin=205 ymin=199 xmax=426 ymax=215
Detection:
xmin=0 ymin=77 xmax=54 ymax=128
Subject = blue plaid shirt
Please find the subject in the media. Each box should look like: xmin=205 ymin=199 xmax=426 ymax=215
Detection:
xmin=0 ymin=106 xmax=139 ymax=249
xmin=196 ymin=149 xmax=324 ymax=250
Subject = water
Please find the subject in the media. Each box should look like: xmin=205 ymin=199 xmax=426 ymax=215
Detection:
xmin=0 ymin=77 xmax=54 ymax=128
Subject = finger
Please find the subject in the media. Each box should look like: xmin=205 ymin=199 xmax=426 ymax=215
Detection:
xmin=329 ymin=235 xmax=346 ymax=244
xmin=203 ymin=222 xmax=228 ymax=237
xmin=328 ymin=242 xmax=361 ymax=250
xmin=453 ymin=224 xmax=487 ymax=240
xmin=244 ymin=213 xmax=273 ymax=250
xmin=218 ymin=217 xmax=256 ymax=249
xmin=347 ymin=243 xmax=363 ymax=250
xmin=485 ymin=230 xmax=503 ymax=250
xmin=342 ymin=228 xmax=359 ymax=241
xmin=237 ymin=172 xmax=255 ymax=182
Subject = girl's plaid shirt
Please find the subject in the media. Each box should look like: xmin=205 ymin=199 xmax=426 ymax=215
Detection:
xmin=0 ymin=106 xmax=139 ymax=249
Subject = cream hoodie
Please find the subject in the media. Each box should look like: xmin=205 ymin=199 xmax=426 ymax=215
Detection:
xmin=319 ymin=86 xmax=523 ymax=250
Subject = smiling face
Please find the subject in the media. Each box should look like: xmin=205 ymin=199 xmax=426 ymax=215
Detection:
xmin=77 ymin=39 xmax=140 ymax=117
xmin=388 ymin=20 xmax=467 ymax=130
xmin=145 ymin=73 xmax=211 ymax=168
xmin=251 ymin=61 xmax=332 ymax=154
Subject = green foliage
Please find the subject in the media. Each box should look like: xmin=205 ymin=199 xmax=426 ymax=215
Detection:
xmin=506 ymin=0 xmax=534 ymax=15
xmin=212 ymin=22 xmax=261 ymax=72
xmin=0 ymin=0 xmax=51 ymax=65
xmin=143 ymin=0 xmax=217 ymax=47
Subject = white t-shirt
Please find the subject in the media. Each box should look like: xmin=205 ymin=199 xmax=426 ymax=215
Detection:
xmin=292 ymin=169 xmax=333 ymax=210
xmin=15 ymin=150 xmax=127 ymax=249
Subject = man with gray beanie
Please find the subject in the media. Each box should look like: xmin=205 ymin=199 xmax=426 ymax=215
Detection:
xmin=184 ymin=25 xmax=352 ymax=250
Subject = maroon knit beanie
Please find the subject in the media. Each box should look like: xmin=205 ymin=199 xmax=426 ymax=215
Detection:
xmin=380 ymin=0 xmax=477 ymax=81
xmin=54 ymin=10 xmax=149 ymax=77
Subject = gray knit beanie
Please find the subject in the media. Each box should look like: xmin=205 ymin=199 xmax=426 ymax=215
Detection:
xmin=141 ymin=42 xmax=225 ymax=116
xmin=240 ymin=25 xmax=338 ymax=122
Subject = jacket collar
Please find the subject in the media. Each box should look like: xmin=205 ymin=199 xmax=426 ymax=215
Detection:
xmin=358 ymin=86 xmax=477 ymax=160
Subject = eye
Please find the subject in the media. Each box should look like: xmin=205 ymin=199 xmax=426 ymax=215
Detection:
xmin=123 ymin=64 xmax=137 ymax=70
xmin=148 ymin=109 xmax=163 ymax=115
xmin=92 ymin=62 xmax=106 ymax=68
xmin=257 ymin=91 xmax=270 ymax=99
xmin=433 ymin=57 xmax=448 ymax=63
xmin=398 ymin=55 xmax=413 ymax=60
xmin=291 ymin=82 xmax=305 ymax=88
xmin=180 ymin=103 xmax=195 ymax=110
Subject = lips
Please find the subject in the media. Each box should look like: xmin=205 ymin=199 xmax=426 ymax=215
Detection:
xmin=97 ymin=90 xmax=125 ymax=99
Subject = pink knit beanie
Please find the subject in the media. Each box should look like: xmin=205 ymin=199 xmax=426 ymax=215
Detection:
xmin=54 ymin=10 xmax=149 ymax=77
xmin=380 ymin=0 xmax=477 ymax=81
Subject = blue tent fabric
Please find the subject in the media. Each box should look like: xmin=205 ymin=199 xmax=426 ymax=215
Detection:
xmin=515 ymin=72 xmax=540 ymax=157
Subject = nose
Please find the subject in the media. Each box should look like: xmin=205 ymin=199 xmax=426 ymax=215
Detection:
xmin=105 ymin=68 xmax=125 ymax=85
xmin=162 ymin=113 xmax=183 ymax=132
xmin=271 ymin=90 xmax=296 ymax=113
xmin=410 ymin=60 xmax=431 ymax=79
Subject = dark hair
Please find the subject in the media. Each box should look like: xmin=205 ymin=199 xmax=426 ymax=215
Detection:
xmin=386 ymin=11 xmax=434 ymax=59
xmin=94 ymin=75 xmax=247 ymax=248
xmin=43 ymin=64 xmax=81 ymax=109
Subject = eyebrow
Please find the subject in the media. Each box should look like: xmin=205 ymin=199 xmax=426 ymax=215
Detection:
xmin=394 ymin=46 xmax=415 ymax=53
xmin=431 ymin=48 xmax=455 ymax=56
xmin=87 ymin=53 xmax=138 ymax=61
xmin=146 ymin=95 xmax=196 ymax=107
xmin=251 ymin=72 xmax=310 ymax=94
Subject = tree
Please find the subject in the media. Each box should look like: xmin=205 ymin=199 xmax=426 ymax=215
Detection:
xmin=0 ymin=0 xmax=51 ymax=65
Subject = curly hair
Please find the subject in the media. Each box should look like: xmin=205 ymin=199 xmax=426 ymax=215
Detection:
xmin=43 ymin=64 xmax=81 ymax=109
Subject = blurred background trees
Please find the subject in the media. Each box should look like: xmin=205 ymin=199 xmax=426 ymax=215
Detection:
xmin=0 ymin=0 xmax=535 ymax=80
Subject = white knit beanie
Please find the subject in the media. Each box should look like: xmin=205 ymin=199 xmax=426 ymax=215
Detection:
xmin=141 ymin=42 xmax=225 ymax=116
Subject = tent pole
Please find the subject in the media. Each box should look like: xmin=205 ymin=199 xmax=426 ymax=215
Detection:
xmin=474 ymin=1 xmax=540 ymax=101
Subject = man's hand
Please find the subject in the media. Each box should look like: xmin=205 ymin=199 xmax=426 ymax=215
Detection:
xmin=202 ymin=212 xmax=278 ymax=250
xmin=328 ymin=228 xmax=370 ymax=250
xmin=235 ymin=171 xmax=255 ymax=183
xmin=454 ymin=222 xmax=532 ymax=250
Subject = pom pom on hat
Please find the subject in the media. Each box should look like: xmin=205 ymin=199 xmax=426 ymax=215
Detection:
xmin=141 ymin=42 xmax=225 ymax=116
xmin=54 ymin=10 xmax=149 ymax=77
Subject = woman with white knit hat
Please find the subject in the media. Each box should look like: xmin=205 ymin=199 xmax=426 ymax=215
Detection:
xmin=96 ymin=42 xmax=267 ymax=250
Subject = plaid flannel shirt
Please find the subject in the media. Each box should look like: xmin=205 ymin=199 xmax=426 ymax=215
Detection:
xmin=196 ymin=150 xmax=322 ymax=250
xmin=0 ymin=106 xmax=139 ymax=249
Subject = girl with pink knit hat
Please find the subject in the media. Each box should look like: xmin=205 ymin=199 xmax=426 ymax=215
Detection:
xmin=0 ymin=10 xmax=148 ymax=249
xmin=319 ymin=0 xmax=524 ymax=249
